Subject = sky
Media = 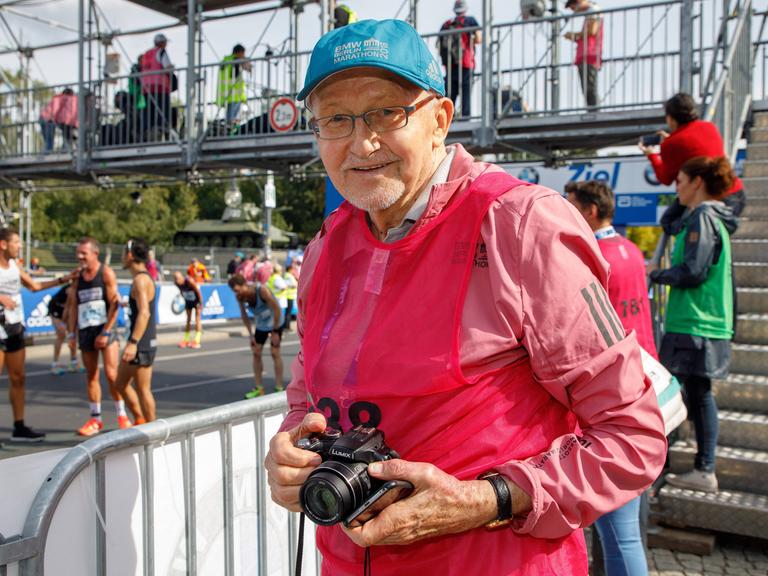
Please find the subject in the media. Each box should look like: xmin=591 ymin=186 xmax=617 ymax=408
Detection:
xmin=0 ymin=0 xmax=630 ymax=87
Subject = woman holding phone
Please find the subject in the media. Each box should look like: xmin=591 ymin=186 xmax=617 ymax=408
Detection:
xmin=639 ymin=92 xmax=745 ymax=223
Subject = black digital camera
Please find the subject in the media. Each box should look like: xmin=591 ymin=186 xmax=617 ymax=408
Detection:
xmin=297 ymin=425 xmax=413 ymax=527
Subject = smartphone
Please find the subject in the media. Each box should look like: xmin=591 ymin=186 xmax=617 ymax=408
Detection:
xmin=641 ymin=134 xmax=661 ymax=146
xmin=344 ymin=480 xmax=414 ymax=528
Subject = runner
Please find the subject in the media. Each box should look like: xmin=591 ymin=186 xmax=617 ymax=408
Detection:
xmin=67 ymin=237 xmax=143 ymax=436
xmin=173 ymin=271 xmax=203 ymax=349
xmin=115 ymin=239 xmax=157 ymax=423
xmin=47 ymin=282 xmax=83 ymax=375
xmin=227 ymin=273 xmax=284 ymax=398
xmin=0 ymin=228 xmax=75 ymax=442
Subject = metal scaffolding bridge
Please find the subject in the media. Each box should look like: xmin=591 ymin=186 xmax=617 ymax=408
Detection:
xmin=0 ymin=0 xmax=764 ymax=187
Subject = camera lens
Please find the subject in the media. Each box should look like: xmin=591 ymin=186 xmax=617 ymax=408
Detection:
xmin=300 ymin=460 xmax=370 ymax=526
xmin=303 ymin=481 xmax=342 ymax=522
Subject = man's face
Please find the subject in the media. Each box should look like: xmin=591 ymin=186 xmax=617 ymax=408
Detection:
xmin=121 ymin=249 xmax=131 ymax=269
xmin=174 ymin=272 xmax=184 ymax=286
xmin=76 ymin=242 xmax=98 ymax=268
xmin=1 ymin=233 xmax=20 ymax=259
xmin=311 ymin=68 xmax=450 ymax=214
xmin=232 ymin=283 xmax=248 ymax=299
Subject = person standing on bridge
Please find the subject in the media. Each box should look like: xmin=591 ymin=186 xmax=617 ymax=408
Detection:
xmin=228 ymin=273 xmax=284 ymax=399
xmin=115 ymin=238 xmax=157 ymax=424
xmin=140 ymin=33 xmax=174 ymax=134
xmin=264 ymin=19 xmax=666 ymax=575
xmin=218 ymin=44 xmax=252 ymax=130
xmin=438 ymin=0 xmax=481 ymax=118
xmin=0 ymin=228 xmax=75 ymax=442
xmin=564 ymin=0 xmax=603 ymax=110
xmin=174 ymin=271 xmax=203 ymax=349
xmin=67 ymin=237 xmax=142 ymax=436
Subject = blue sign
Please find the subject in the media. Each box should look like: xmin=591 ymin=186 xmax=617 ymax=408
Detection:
xmin=324 ymin=177 xmax=345 ymax=217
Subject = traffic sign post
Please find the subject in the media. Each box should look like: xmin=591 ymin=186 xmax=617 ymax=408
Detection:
xmin=269 ymin=97 xmax=298 ymax=132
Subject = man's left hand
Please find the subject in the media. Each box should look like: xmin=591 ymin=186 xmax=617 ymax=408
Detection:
xmin=122 ymin=342 xmax=138 ymax=363
xmin=341 ymin=459 xmax=495 ymax=547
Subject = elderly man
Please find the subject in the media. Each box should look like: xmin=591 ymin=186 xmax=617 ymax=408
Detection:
xmin=265 ymin=19 xmax=666 ymax=575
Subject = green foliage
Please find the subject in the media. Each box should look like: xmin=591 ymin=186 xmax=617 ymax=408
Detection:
xmin=626 ymin=226 xmax=663 ymax=259
xmin=275 ymin=176 xmax=326 ymax=241
xmin=31 ymin=185 xmax=198 ymax=246
xmin=25 ymin=171 xmax=328 ymax=247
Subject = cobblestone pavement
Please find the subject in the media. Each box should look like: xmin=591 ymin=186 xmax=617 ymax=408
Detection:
xmin=587 ymin=530 xmax=768 ymax=576
xmin=647 ymin=542 xmax=768 ymax=576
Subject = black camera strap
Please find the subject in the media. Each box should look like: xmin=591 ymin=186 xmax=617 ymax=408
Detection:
xmin=294 ymin=513 xmax=306 ymax=576
xmin=294 ymin=514 xmax=373 ymax=576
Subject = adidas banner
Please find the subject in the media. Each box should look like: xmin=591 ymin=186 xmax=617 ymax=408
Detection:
xmin=20 ymin=283 xmax=242 ymax=334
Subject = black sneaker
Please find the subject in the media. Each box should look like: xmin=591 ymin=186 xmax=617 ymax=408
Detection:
xmin=10 ymin=425 xmax=46 ymax=443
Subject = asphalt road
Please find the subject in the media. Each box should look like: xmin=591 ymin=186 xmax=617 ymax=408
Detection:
xmin=0 ymin=323 xmax=299 ymax=460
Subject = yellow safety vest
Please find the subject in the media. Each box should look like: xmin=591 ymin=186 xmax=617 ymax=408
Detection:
xmin=217 ymin=54 xmax=247 ymax=105
xmin=268 ymin=273 xmax=289 ymax=300
xmin=283 ymin=272 xmax=298 ymax=301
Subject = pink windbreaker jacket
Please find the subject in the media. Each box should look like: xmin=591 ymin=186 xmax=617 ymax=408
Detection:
xmin=282 ymin=143 xmax=666 ymax=567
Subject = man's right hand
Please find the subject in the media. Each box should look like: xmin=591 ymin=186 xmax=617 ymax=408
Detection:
xmin=0 ymin=296 xmax=15 ymax=309
xmin=265 ymin=413 xmax=327 ymax=512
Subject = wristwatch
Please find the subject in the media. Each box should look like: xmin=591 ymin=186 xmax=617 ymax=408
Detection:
xmin=478 ymin=471 xmax=514 ymax=530
xmin=128 ymin=336 xmax=139 ymax=345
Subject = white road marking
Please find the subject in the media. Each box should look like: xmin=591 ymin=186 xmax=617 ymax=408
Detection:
xmin=1 ymin=339 xmax=299 ymax=380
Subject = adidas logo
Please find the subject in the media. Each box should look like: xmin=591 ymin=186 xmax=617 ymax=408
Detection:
xmin=27 ymin=295 xmax=52 ymax=328
xmin=203 ymin=290 xmax=224 ymax=316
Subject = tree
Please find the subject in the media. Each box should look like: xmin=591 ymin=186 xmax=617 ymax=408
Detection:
xmin=30 ymin=184 xmax=198 ymax=246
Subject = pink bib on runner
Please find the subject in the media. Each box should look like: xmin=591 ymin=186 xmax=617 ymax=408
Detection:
xmin=303 ymin=172 xmax=588 ymax=575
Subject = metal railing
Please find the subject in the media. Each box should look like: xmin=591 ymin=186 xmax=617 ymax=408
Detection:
xmin=0 ymin=0 xmax=765 ymax=165
xmin=702 ymin=0 xmax=754 ymax=161
xmin=0 ymin=393 xmax=318 ymax=576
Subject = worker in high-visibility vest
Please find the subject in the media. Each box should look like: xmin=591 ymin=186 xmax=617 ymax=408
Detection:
xmin=218 ymin=44 xmax=252 ymax=127
xmin=267 ymin=265 xmax=289 ymax=330
xmin=333 ymin=4 xmax=358 ymax=28
xmin=282 ymin=259 xmax=299 ymax=331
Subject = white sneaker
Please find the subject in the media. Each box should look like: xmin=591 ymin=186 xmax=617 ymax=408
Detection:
xmin=665 ymin=469 xmax=718 ymax=493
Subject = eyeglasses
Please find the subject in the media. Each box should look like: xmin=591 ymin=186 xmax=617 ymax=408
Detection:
xmin=309 ymin=94 xmax=437 ymax=140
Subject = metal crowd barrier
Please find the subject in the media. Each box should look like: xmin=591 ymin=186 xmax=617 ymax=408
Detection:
xmin=0 ymin=393 xmax=321 ymax=576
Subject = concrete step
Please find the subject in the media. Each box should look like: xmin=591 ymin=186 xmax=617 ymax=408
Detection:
xmin=747 ymin=142 xmax=768 ymax=160
xmin=751 ymin=113 xmax=768 ymax=129
xmin=733 ymin=239 xmax=768 ymax=263
xmin=718 ymin=410 xmax=768 ymax=451
xmin=749 ymin=127 xmax=768 ymax=143
xmin=734 ymin=262 xmax=768 ymax=287
xmin=741 ymin=177 xmax=768 ymax=197
xmin=737 ymin=287 xmax=768 ymax=314
xmin=668 ymin=441 xmax=768 ymax=494
xmin=714 ymin=373 xmax=768 ymax=413
xmin=743 ymin=200 xmax=768 ymax=219
xmin=731 ymin=343 xmax=768 ymax=376
xmin=741 ymin=176 xmax=768 ymax=195
xmin=734 ymin=313 xmax=768 ymax=344
xmin=744 ymin=160 xmax=768 ymax=178
xmin=734 ymin=219 xmax=768 ymax=239
xmin=657 ymin=485 xmax=768 ymax=539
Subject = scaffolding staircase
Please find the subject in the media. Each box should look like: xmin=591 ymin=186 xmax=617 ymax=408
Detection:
xmin=656 ymin=109 xmax=768 ymax=540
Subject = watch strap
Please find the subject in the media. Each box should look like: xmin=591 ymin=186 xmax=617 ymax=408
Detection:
xmin=128 ymin=337 xmax=139 ymax=344
xmin=479 ymin=472 xmax=514 ymax=530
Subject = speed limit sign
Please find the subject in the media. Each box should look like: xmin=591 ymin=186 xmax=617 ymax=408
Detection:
xmin=269 ymin=97 xmax=298 ymax=132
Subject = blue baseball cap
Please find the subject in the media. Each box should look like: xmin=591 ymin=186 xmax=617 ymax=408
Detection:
xmin=297 ymin=19 xmax=446 ymax=102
